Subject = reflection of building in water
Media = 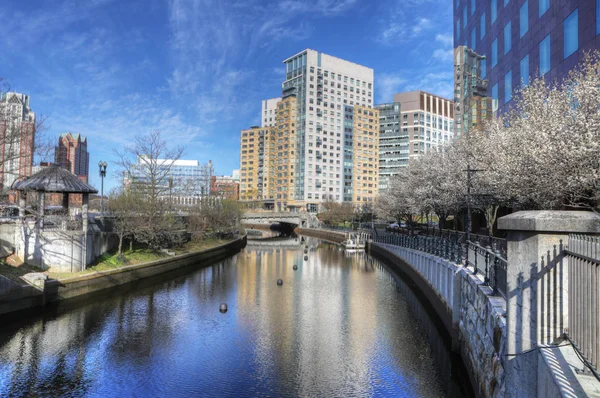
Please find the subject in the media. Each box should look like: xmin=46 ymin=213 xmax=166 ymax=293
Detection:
xmin=235 ymin=240 xmax=379 ymax=396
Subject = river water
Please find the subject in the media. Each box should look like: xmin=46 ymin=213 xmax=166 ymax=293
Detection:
xmin=0 ymin=236 xmax=471 ymax=397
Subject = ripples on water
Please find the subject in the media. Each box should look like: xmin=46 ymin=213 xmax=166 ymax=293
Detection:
xmin=0 ymin=236 xmax=469 ymax=397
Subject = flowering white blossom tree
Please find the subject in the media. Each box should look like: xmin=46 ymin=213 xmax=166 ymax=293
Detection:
xmin=377 ymin=51 xmax=600 ymax=235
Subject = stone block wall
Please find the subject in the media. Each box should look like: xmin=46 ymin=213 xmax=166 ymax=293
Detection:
xmin=457 ymin=268 xmax=506 ymax=398
xmin=370 ymin=242 xmax=507 ymax=398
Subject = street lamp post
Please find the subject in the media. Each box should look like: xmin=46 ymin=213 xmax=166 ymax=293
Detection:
xmin=98 ymin=161 xmax=107 ymax=215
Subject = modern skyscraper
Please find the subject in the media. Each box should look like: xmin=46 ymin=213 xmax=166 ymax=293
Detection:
xmin=282 ymin=49 xmax=376 ymax=211
xmin=375 ymin=102 xmax=402 ymax=192
xmin=261 ymin=98 xmax=282 ymax=127
xmin=376 ymin=93 xmax=454 ymax=192
xmin=240 ymin=50 xmax=379 ymax=212
xmin=55 ymin=133 xmax=90 ymax=182
xmin=454 ymin=0 xmax=599 ymax=114
xmin=0 ymin=92 xmax=36 ymax=192
xmin=454 ymin=46 xmax=492 ymax=139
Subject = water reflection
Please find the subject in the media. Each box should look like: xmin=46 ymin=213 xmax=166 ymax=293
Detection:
xmin=0 ymin=237 xmax=469 ymax=397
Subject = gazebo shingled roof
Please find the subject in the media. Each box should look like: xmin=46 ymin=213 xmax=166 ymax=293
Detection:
xmin=12 ymin=165 xmax=98 ymax=194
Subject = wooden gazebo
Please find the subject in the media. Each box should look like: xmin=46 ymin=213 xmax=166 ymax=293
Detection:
xmin=12 ymin=165 xmax=98 ymax=229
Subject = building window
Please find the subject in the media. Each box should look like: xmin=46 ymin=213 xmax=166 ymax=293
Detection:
xmin=520 ymin=1 xmax=528 ymax=37
xmin=505 ymin=71 xmax=512 ymax=104
xmin=480 ymin=12 xmax=486 ymax=39
xmin=540 ymin=34 xmax=551 ymax=75
xmin=492 ymin=83 xmax=498 ymax=112
xmin=471 ymin=28 xmax=476 ymax=48
xmin=597 ymin=0 xmax=600 ymax=35
xmin=471 ymin=0 xmax=475 ymax=14
xmin=492 ymin=38 xmax=498 ymax=67
xmin=520 ymin=55 xmax=529 ymax=87
xmin=504 ymin=21 xmax=511 ymax=54
xmin=539 ymin=0 xmax=549 ymax=17
xmin=491 ymin=0 xmax=497 ymax=23
xmin=463 ymin=6 xmax=467 ymax=28
xmin=481 ymin=57 xmax=487 ymax=78
xmin=564 ymin=9 xmax=578 ymax=59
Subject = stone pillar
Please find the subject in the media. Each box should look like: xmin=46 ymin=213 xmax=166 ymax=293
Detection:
xmin=18 ymin=191 xmax=26 ymax=218
xmin=498 ymin=210 xmax=600 ymax=398
xmin=81 ymin=193 xmax=89 ymax=272
xmin=36 ymin=191 xmax=45 ymax=230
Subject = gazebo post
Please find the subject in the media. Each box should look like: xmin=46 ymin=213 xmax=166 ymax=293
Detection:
xmin=62 ymin=193 xmax=69 ymax=212
xmin=18 ymin=191 xmax=26 ymax=218
xmin=36 ymin=191 xmax=45 ymax=230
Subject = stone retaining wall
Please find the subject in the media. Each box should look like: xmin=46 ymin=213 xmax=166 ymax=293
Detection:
xmin=370 ymin=242 xmax=507 ymax=398
xmin=294 ymin=228 xmax=346 ymax=243
xmin=0 ymin=235 xmax=247 ymax=317
xmin=456 ymin=268 xmax=506 ymax=398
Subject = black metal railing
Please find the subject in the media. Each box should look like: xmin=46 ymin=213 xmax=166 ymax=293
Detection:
xmin=384 ymin=226 xmax=507 ymax=258
xmin=566 ymin=234 xmax=600 ymax=370
xmin=374 ymin=231 xmax=507 ymax=297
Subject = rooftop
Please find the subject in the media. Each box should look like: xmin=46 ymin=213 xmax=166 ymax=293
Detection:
xmin=12 ymin=165 xmax=98 ymax=193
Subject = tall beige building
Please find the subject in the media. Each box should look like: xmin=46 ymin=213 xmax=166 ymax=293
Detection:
xmin=261 ymin=97 xmax=281 ymax=128
xmin=241 ymin=50 xmax=379 ymax=212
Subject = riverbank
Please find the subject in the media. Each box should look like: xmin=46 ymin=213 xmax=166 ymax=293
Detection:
xmin=294 ymin=227 xmax=346 ymax=243
xmin=0 ymin=234 xmax=247 ymax=318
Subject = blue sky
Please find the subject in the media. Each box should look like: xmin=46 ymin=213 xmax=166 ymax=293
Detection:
xmin=0 ymin=0 xmax=453 ymax=192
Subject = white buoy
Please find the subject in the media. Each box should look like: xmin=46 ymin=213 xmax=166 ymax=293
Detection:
xmin=219 ymin=303 xmax=228 ymax=313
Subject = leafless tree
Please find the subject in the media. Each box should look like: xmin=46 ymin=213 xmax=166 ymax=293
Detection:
xmin=114 ymin=130 xmax=184 ymax=204
xmin=114 ymin=130 xmax=185 ymax=252
xmin=0 ymin=79 xmax=51 ymax=200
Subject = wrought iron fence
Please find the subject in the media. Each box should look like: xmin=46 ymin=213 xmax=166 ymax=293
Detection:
xmin=384 ymin=226 xmax=507 ymax=258
xmin=373 ymin=232 xmax=507 ymax=297
xmin=566 ymin=234 xmax=600 ymax=371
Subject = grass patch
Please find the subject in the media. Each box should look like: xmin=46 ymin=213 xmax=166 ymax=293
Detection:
xmin=47 ymin=237 xmax=234 ymax=280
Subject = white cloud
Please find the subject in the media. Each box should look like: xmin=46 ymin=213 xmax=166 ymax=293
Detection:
xmin=376 ymin=73 xmax=407 ymax=103
xmin=433 ymin=48 xmax=454 ymax=62
xmin=435 ymin=33 xmax=454 ymax=47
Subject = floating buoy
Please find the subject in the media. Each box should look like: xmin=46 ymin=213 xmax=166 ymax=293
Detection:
xmin=304 ymin=249 xmax=308 ymax=254
xmin=277 ymin=279 xmax=283 ymax=286
xmin=305 ymin=245 xmax=308 ymax=249
xmin=293 ymin=264 xmax=298 ymax=270
xmin=304 ymin=256 xmax=308 ymax=261
xmin=219 ymin=303 xmax=228 ymax=313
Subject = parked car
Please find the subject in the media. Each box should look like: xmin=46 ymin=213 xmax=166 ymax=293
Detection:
xmin=388 ymin=222 xmax=399 ymax=229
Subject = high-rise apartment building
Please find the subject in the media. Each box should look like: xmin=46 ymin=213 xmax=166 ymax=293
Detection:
xmin=240 ymin=50 xmax=379 ymax=211
xmin=0 ymin=92 xmax=36 ymax=192
xmin=376 ymin=93 xmax=454 ymax=192
xmin=394 ymin=91 xmax=454 ymax=155
xmin=240 ymin=127 xmax=273 ymax=201
xmin=261 ymin=98 xmax=282 ymax=127
xmin=55 ymin=132 xmax=90 ymax=182
xmin=454 ymin=0 xmax=599 ymax=114
xmin=375 ymin=102 xmax=402 ymax=192
xmin=282 ymin=49 xmax=376 ymax=211
xmin=454 ymin=46 xmax=492 ymax=139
